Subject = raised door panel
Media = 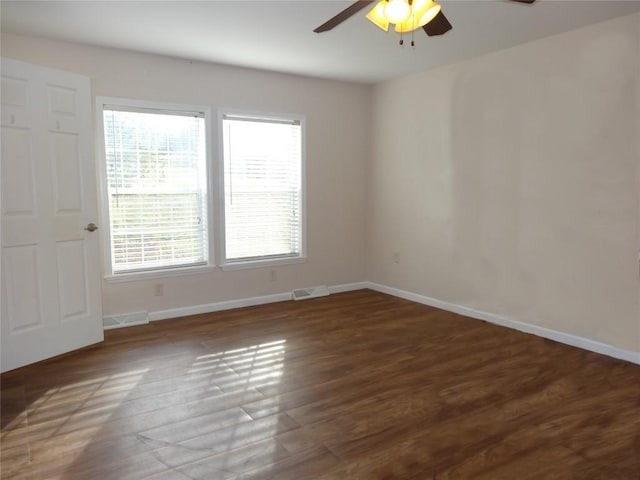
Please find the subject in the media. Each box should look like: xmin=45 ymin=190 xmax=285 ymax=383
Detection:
xmin=3 ymin=245 xmax=42 ymax=332
xmin=56 ymin=240 xmax=89 ymax=322
xmin=1 ymin=127 xmax=35 ymax=217
xmin=0 ymin=75 xmax=30 ymax=128
xmin=50 ymin=131 xmax=82 ymax=215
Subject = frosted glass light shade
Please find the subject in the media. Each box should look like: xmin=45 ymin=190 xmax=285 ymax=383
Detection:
xmin=394 ymin=0 xmax=441 ymax=33
xmin=366 ymin=1 xmax=389 ymax=31
xmin=415 ymin=0 xmax=441 ymax=27
xmin=384 ymin=0 xmax=411 ymax=24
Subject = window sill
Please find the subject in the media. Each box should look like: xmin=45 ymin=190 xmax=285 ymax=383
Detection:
xmin=105 ymin=264 xmax=218 ymax=283
xmin=221 ymin=256 xmax=306 ymax=271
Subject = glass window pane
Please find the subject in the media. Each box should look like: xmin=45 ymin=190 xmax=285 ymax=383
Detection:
xmin=222 ymin=115 xmax=302 ymax=263
xmin=103 ymin=107 xmax=208 ymax=273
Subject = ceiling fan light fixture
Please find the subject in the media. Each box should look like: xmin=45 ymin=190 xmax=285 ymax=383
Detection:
xmin=366 ymin=0 xmax=390 ymax=31
xmin=394 ymin=17 xmax=417 ymax=33
xmin=394 ymin=0 xmax=441 ymax=33
xmin=315 ymin=0 xmax=537 ymax=40
xmin=415 ymin=0 xmax=441 ymax=27
xmin=384 ymin=0 xmax=412 ymax=24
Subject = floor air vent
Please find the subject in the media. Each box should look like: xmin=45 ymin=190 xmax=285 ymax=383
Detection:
xmin=103 ymin=312 xmax=149 ymax=330
xmin=292 ymin=285 xmax=330 ymax=301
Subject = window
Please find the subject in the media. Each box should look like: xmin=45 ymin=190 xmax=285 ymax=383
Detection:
xmin=221 ymin=112 xmax=304 ymax=267
xmin=98 ymin=99 xmax=211 ymax=277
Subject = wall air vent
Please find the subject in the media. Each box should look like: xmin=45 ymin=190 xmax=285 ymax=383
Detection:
xmin=292 ymin=285 xmax=331 ymax=301
xmin=103 ymin=311 xmax=149 ymax=330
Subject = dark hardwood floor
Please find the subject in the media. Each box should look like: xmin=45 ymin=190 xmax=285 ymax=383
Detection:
xmin=1 ymin=289 xmax=639 ymax=479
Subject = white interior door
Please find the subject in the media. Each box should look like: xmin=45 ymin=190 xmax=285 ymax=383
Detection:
xmin=1 ymin=58 xmax=103 ymax=373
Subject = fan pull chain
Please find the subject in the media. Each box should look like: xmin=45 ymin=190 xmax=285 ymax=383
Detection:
xmin=411 ymin=4 xmax=416 ymax=46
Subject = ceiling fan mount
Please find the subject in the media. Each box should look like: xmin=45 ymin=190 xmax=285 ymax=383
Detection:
xmin=314 ymin=0 xmax=537 ymax=41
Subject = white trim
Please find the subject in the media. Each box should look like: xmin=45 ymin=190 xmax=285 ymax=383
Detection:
xmin=147 ymin=281 xmax=367 ymax=321
xmin=216 ymin=107 xmax=307 ymax=268
xmin=95 ymin=96 xmax=215 ymax=278
xmin=328 ymin=282 xmax=370 ymax=294
xmin=105 ymin=265 xmax=218 ymax=283
xmin=149 ymin=292 xmax=292 ymax=321
xmin=365 ymin=282 xmax=640 ymax=365
xmin=221 ymin=256 xmax=306 ymax=271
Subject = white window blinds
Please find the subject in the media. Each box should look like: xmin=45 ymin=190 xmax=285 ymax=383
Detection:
xmin=222 ymin=114 xmax=303 ymax=263
xmin=102 ymin=107 xmax=208 ymax=273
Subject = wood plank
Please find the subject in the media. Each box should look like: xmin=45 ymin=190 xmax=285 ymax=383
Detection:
xmin=1 ymin=290 xmax=638 ymax=479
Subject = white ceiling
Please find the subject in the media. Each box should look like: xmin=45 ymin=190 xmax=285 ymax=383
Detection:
xmin=2 ymin=0 xmax=640 ymax=84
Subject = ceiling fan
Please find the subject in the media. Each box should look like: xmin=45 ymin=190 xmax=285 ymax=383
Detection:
xmin=314 ymin=0 xmax=537 ymax=40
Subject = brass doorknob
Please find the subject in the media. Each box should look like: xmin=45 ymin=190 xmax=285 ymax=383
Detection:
xmin=84 ymin=223 xmax=98 ymax=232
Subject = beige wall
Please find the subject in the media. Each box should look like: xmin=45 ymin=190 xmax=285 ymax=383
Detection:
xmin=3 ymin=13 xmax=639 ymax=354
xmin=367 ymin=13 xmax=640 ymax=352
xmin=1 ymin=33 xmax=370 ymax=316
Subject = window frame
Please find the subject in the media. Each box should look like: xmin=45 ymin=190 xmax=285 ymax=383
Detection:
xmin=96 ymin=96 xmax=215 ymax=282
xmin=217 ymin=108 xmax=307 ymax=271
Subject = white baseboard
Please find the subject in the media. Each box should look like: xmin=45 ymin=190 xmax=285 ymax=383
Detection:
xmin=328 ymin=282 xmax=370 ymax=294
xmin=129 ymin=280 xmax=639 ymax=365
xmin=365 ymin=282 xmax=640 ymax=365
xmin=149 ymin=292 xmax=292 ymax=321
xmin=148 ymin=281 xmax=368 ymax=322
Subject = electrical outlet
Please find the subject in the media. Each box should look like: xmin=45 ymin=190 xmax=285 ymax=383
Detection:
xmin=154 ymin=283 xmax=164 ymax=296
xmin=393 ymin=252 xmax=400 ymax=264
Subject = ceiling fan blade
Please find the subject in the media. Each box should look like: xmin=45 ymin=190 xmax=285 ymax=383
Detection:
xmin=314 ymin=0 xmax=375 ymax=33
xmin=422 ymin=10 xmax=452 ymax=36
xmin=509 ymin=0 xmax=536 ymax=3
